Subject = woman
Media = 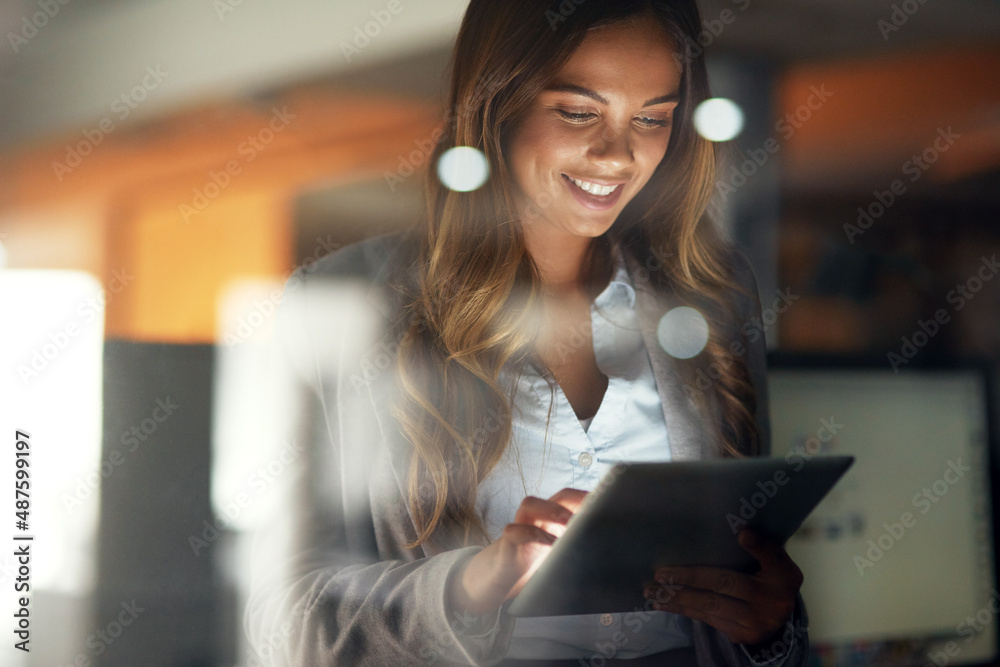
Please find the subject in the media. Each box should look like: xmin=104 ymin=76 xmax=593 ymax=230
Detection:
xmin=251 ymin=1 xmax=808 ymax=665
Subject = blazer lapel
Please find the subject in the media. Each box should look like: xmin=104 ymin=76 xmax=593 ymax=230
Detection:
xmin=624 ymin=251 xmax=714 ymax=462
xmin=354 ymin=236 xmax=721 ymax=560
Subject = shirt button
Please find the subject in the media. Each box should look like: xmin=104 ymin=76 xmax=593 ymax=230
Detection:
xmin=600 ymin=613 xmax=614 ymax=626
xmin=578 ymin=452 xmax=593 ymax=467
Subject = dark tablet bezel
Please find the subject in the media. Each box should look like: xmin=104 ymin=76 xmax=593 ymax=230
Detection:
xmin=506 ymin=455 xmax=855 ymax=617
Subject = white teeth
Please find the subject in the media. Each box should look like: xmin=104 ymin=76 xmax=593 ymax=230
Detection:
xmin=569 ymin=176 xmax=619 ymax=196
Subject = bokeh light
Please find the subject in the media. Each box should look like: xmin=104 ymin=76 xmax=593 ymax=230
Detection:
xmin=436 ymin=146 xmax=490 ymax=192
xmin=656 ymin=306 xmax=709 ymax=359
xmin=693 ymin=98 xmax=745 ymax=142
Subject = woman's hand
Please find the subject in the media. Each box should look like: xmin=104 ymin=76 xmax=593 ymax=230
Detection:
xmin=448 ymin=487 xmax=589 ymax=616
xmin=641 ymin=529 xmax=804 ymax=646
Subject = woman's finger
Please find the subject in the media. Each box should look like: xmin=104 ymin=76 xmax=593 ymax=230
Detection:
xmin=547 ymin=487 xmax=589 ymax=513
xmin=499 ymin=521 xmax=558 ymax=550
xmin=646 ymin=588 xmax=761 ymax=644
xmin=646 ymin=584 xmax=790 ymax=646
xmin=497 ymin=523 xmax=557 ymax=578
xmin=645 ymin=583 xmax=747 ymax=619
xmin=737 ymin=530 xmax=804 ymax=587
xmin=650 ymin=565 xmax=757 ymax=602
xmin=498 ymin=522 xmax=559 ymax=598
xmin=512 ymin=496 xmax=574 ymax=536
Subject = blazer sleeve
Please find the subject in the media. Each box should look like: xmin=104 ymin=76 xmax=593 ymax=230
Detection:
xmin=728 ymin=248 xmax=772 ymax=457
xmin=711 ymin=249 xmax=810 ymax=667
xmin=242 ymin=244 xmax=516 ymax=667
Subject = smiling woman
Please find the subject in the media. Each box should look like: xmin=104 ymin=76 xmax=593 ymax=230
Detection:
xmin=249 ymin=1 xmax=809 ymax=666
xmin=508 ymin=17 xmax=679 ymax=241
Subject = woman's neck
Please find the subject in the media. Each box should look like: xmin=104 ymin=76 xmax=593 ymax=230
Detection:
xmin=523 ymin=229 xmax=596 ymax=299
xmin=525 ymin=234 xmax=610 ymax=299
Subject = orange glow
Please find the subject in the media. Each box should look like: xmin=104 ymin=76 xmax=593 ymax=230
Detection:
xmin=0 ymin=89 xmax=441 ymax=342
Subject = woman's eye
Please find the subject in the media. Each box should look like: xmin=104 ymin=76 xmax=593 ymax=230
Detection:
xmin=554 ymin=108 xmax=672 ymax=128
xmin=556 ymin=109 xmax=596 ymax=123
xmin=636 ymin=116 xmax=672 ymax=129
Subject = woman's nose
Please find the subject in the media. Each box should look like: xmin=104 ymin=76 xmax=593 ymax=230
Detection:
xmin=588 ymin=123 xmax=633 ymax=171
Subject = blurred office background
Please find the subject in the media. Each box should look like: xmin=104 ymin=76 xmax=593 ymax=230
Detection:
xmin=0 ymin=0 xmax=999 ymax=665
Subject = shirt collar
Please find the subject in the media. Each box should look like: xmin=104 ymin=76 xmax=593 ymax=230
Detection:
xmin=596 ymin=242 xmax=636 ymax=310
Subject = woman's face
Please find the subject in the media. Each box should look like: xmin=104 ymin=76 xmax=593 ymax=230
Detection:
xmin=507 ymin=17 xmax=682 ymax=240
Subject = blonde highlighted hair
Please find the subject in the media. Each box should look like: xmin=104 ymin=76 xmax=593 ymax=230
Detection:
xmin=390 ymin=0 xmax=761 ymax=552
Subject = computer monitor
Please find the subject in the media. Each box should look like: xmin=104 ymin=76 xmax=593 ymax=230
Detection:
xmin=767 ymin=354 xmax=999 ymax=666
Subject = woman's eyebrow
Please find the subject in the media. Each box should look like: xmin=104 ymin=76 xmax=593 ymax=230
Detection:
xmin=543 ymin=83 xmax=680 ymax=108
xmin=643 ymin=93 xmax=680 ymax=107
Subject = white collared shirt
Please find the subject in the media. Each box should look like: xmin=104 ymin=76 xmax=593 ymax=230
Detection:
xmin=478 ymin=245 xmax=693 ymax=660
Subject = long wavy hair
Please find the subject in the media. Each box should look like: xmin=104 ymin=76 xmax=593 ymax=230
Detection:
xmin=390 ymin=0 xmax=761 ymax=552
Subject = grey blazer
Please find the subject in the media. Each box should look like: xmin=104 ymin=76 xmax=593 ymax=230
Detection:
xmin=246 ymin=229 xmax=809 ymax=666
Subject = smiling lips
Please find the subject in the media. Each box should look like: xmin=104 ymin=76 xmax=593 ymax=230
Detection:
xmin=568 ymin=176 xmax=619 ymax=196
xmin=562 ymin=173 xmax=625 ymax=210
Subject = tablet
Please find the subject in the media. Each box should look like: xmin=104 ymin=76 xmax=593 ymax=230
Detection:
xmin=506 ymin=455 xmax=854 ymax=617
